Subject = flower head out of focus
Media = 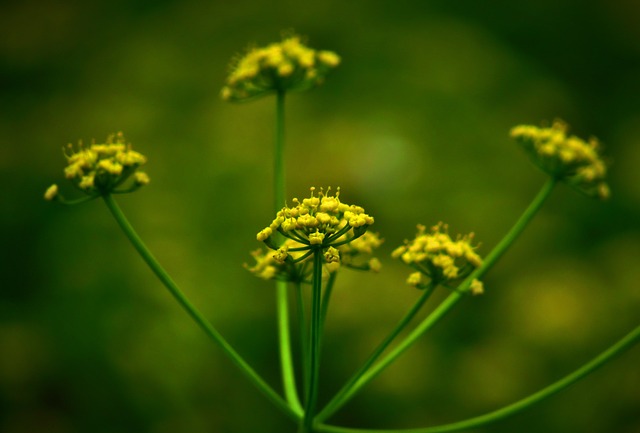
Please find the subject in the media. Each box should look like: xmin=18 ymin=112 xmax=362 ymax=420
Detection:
xmin=510 ymin=120 xmax=609 ymax=200
xmin=221 ymin=34 xmax=341 ymax=102
xmin=248 ymin=187 xmax=377 ymax=282
xmin=44 ymin=132 xmax=149 ymax=203
xmin=392 ymin=223 xmax=483 ymax=293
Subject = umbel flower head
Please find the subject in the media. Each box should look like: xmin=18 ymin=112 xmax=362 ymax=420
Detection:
xmin=44 ymin=132 xmax=149 ymax=203
xmin=246 ymin=231 xmax=383 ymax=283
xmin=392 ymin=223 xmax=484 ymax=294
xmin=221 ymin=33 xmax=340 ymax=102
xmin=250 ymin=187 xmax=376 ymax=281
xmin=510 ymin=120 xmax=609 ymax=200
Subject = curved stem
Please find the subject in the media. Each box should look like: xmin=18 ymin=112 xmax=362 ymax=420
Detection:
xmin=102 ymin=194 xmax=300 ymax=421
xmin=279 ymin=280 xmax=304 ymax=414
xmin=319 ymin=178 xmax=557 ymax=419
xmin=317 ymin=282 xmax=437 ymax=422
xmin=302 ymin=248 xmax=325 ymax=431
xmin=57 ymin=194 xmax=99 ymax=206
xmin=315 ymin=322 xmax=640 ymax=433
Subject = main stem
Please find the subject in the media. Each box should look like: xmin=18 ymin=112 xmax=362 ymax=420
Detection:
xmin=274 ymin=90 xmax=286 ymax=212
xmin=274 ymin=90 xmax=303 ymax=413
xmin=319 ymin=178 xmax=557 ymax=419
xmin=102 ymin=194 xmax=299 ymax=421
xmin=302 ymin=249 xmax=324 ymax=431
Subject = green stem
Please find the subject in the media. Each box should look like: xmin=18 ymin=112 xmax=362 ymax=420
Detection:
xmin=102 ymin=194 xmax=300 ymax=421
xmin=279 ymin=280 xmax=304 ymax=414
xmin=274 ymin=89 xmax=303 ymax=412
xmin=317 ymin=282 xmax=437 ymax=422
xmin=302 ymin=248 xmax=324 ymax=431
xmin=297 ymin=281 xmax=310 ymax=400
xmin=318 ymin=178 xmax=557 ymax=419
xmin=315 ymin=322 xmax=640 ymax=433
xmin=275 ymin=89 xmax=286 ymax=212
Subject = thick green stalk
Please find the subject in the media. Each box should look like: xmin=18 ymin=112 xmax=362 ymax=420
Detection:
xmin=315 ymin=322 xmax=640 ymax=433
xmin=278 ymin=280 xmax=303 ymax=413
xmin=274 ymin=89 xmax=303 ymax=412
xmin=317 ymin=282 xmax=437 ymax=422
xmin=302 ymin=248 xmax=325 ymax=431
xmin=274 ymin=90 xmax=286 ymax=212
xmin=102 ymin=194 xmax=300 ymax=421
xmin=318 ymin=178 xmax=557 ymax=419
xmin=297 ymin=281 xmax=310 ymax=399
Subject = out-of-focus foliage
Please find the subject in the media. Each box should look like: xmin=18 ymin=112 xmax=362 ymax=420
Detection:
xmin=1 ymin=0 xmax=639 ymax=432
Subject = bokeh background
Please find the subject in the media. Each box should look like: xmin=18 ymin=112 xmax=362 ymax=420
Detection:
xmin=2 ymin=0 xmax=639 ymax=432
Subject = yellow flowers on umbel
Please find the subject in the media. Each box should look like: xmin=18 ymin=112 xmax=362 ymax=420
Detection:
xmin=510 ymin=120 xmax=609 ymax=199
xmin=247 ymin=187 xmax=380 ymax=282
xmin=393 ymin=223 xmax=483 ymax=293
xmin=44 ymin=132 xmax=149 ymax=201
xmin=259 ymin=187 xmax=374 ymax=245
xmin=221 ymin=34 xmax=341 ymax=102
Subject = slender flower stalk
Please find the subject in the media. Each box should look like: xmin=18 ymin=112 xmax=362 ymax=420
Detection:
xmin=273 ymin=88 xmax=304 ymax=413
xmin=102 ymin=193 xmax=301 ymax=421
xmin=317 ymin=178 xmax=557 ymax=420
xmin=296 ymin=281 xmax=310 ymax=399
xmin=302 ymin=247 xmax=326 ymax=431
xmin=315 ymin=322 xmax=640 ymax=433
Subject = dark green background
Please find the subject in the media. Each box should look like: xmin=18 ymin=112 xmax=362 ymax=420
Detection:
xmin=2 ymin=0 xmax=639 ymax=432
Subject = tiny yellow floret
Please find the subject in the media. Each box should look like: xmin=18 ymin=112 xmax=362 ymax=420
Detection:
xmin=318 ymin=51 xmax=341 ymax=67
xmin=368 ymin=258 xmax=382 ymax=273
xmin=257 ymin=227 xmax=273 ymax=241
xmin=44 ymin=184 xmax=58 ymax=201
xmin=134 ymin=172 xmax=150 ymax=185
xmin=470 ymin=279 xmax=484 ymax=296
xmin=309 ymin=231 xmax=325 ymax=245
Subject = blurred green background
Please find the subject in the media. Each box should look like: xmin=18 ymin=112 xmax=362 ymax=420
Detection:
xmin=2 ymin=0 xmax=639 ymax=432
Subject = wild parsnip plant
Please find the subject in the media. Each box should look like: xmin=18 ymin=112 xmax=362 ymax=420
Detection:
xmin=45 ymin=34 xmax=639 ymax=433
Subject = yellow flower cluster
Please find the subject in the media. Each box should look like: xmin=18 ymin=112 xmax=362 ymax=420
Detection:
xmin=392 ymin=223 xmax=483 ymax=291
xmin=248 ymin=187 xmax=377 ymax=282
xmin=221 ymin=34 xmax=341 ymax=102
xmin=258 ymin=187 xmax=374 ymax=247
xmin=44 ymin=132 xmax=148 ymax=200
xmin=245 ymin=239 xmax=309 ymax=281
xmin=510 ymin=120 xmax=609 ymax=199
xmin=337 ymin=232 xmax=383 ymax=273
xmin=246 ymin=231 xmax=383 ymax=282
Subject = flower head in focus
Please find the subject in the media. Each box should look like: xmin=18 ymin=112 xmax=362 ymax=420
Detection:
xmin=249 ymin=187 xmax=375 ymax=281
xmin=510 ymin=120 xmax=609 ymax=199
xmin=392 ymin=223 xmax=483 ymax=292
xmin=44 ymin=132 xmax=149 ymax=204
xmin=221 ymin=33 xmax=341 ymax=102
